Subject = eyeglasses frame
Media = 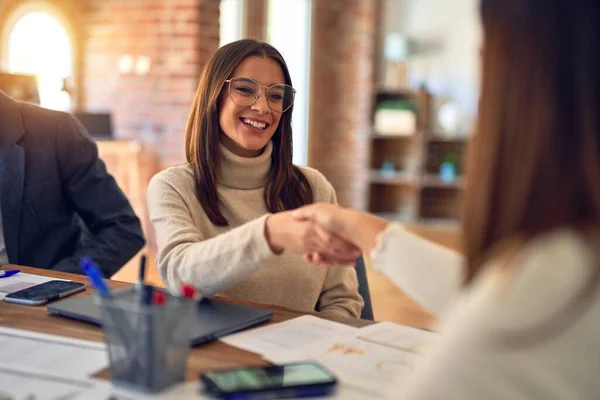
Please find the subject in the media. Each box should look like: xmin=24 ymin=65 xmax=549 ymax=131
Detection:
xmin=224 ymin=77 xmax=296 ymax=113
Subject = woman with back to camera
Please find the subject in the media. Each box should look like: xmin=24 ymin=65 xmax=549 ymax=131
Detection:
xmin=147 ymin=39 xmax=363 ymax=317
xmin=295 ymin=0 xmax=600 ymax=396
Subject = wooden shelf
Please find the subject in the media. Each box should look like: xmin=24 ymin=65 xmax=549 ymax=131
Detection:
xmin=373 ymin=213 xmax=459 ymax=227
xmin=369 ymin=170 xmax=417 ymax=185
xmin=375 ymin=88 xmax=417 ymax=97
xmin=368 ymin=88 xmax=467 ymax=222
xmin=371 ymin=132 xmax=417 ymax=139
xmin=417 ymin=218 xmax=460 ymax=227
xmin=427 ymin=136 xmax=468 ymax=143
xmin=374 ymin=212 xmax=416 ymax=223
xmin=421 ymin=174 xmax=465 ymax=189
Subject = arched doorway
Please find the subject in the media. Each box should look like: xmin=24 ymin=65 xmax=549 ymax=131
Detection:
xmin=3 ymin=6 xmax=74 ymax=111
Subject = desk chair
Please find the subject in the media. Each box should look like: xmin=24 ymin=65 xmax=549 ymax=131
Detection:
xmin=355 ymin=255 xmax=374 ymax=320
xmin=314 ymin=255 xmax=374 ymax=320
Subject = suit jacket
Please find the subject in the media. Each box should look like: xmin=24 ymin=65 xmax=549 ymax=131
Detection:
xmin=0 ymin=90 xmax=145 ymax=276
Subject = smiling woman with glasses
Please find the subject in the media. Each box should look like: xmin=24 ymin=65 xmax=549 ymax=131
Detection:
xmin=147 ymin=39 xmax=364 ymax=318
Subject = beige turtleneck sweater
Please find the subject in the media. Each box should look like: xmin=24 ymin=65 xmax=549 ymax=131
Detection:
xmin=147 ymin=141 xmax=363 ymax=318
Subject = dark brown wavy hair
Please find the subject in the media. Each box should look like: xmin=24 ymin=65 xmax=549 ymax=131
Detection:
xmin=464 ymin=0 xmax=600 ymax=278
xmin=185 ymin=39 xmax=313 ymax=226
xmin=461 ymin=0 xmax=600 ymax=343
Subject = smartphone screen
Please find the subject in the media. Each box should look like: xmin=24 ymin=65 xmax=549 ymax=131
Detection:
xmin=4 ymin=280 xmax=86 ymax=305
xmin=201 ymin=362 xmax=337 ymax=398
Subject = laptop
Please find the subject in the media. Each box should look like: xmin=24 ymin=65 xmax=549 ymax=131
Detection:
xmin=47 ymin=287 xmax=273 ymax=347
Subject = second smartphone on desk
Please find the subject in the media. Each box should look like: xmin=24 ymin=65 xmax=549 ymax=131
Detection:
xmin=4 ymin=280 xmax=86 ymax=305
xmin=201 ymin=361 xmax=338 ymax=399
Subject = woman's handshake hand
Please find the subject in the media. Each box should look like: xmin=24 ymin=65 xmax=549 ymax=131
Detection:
xmin=265 ymin=209 xmax=361 ymax=266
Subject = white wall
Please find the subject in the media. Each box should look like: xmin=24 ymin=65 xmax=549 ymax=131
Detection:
xmin=380 ymin=0 xmax=482 ymax=129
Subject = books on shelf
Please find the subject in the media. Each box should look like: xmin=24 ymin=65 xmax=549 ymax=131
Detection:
xmin=374 ymin=99 xmax=418 ymax=136
xmin=374 ymin=109 xmax=416 ymax=136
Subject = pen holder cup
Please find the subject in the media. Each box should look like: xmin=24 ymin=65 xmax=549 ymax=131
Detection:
xmin=96 ymin=290 xmax=195 ymax=393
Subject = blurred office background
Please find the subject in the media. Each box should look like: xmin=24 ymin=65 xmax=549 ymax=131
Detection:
xmin=0 ymin=0 xmax=481 ymax=321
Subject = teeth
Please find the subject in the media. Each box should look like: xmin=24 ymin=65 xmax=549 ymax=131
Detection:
xmin=242 ymin=118 xmax=267 ymax=129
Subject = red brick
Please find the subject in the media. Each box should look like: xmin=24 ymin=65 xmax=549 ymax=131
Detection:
xmin=73 ymin=0 xmax=220 ymax=165
xmin=309 ymin=0 xmax=379 ymax=209
xmin=245 ymin=0 xmax=267 ymax=40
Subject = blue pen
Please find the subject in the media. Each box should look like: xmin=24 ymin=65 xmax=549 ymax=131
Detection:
xmin=0 ymin=270 xmax=20 ymax=279
xmin=80 ymin=258 xmax=110 ymax=297
xmin=80 ymin=257 xmax=139 ymax=379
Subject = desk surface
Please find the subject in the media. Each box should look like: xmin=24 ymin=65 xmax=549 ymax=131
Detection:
xmin=0 ymin=266 xmax=396 ymax=382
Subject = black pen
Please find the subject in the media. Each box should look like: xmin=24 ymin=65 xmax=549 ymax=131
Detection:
xmin=137 ymin=254 xmax=147 ymax=291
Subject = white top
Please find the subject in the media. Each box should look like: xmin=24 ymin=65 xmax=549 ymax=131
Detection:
xmin=147 ymin=141 xmax=362 ymax=317
xmin=369 ymin=224 xmax=464 ymax=316
xmin=372 ymin=225 xmax=600 ymax=399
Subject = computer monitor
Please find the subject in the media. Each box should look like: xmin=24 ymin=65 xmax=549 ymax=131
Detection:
xmin=73 ymin=111 xmax=114 ymax=140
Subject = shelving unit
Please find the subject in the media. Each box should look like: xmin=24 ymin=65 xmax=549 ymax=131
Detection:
xmin=367 ymin=88 xmax=467 ymax=224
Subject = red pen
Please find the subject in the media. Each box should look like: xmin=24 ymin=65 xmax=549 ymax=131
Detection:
xmin=181 ymin=284 xmax=197 ymax=299
xmin=152 ymin=291 xmax=167 ymax=306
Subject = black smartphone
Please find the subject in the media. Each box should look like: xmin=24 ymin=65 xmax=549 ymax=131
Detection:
xmin=4 ymin=280 xmax=86 ymax=305
xmin=200 ymin=361 xmax=337 ymax=399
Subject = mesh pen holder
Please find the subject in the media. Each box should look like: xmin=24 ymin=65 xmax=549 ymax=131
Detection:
xmin=97 ymin=289 xmax=195 ymax=393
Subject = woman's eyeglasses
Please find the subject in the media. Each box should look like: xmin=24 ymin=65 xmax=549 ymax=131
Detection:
xmin=224 ymin=77 xmax=296 ymax=113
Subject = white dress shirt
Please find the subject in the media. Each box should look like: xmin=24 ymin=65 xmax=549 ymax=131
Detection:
xmin=371 ymin=226 xmax=600 ymax=399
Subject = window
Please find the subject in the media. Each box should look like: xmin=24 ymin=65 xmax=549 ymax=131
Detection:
xmin=267 ymin=0 xmax=311 ymax=166
xmin=3 ymin=8 xmax=73 ymax=111
xmin=220 ymin=0 xmax=245 ymax=47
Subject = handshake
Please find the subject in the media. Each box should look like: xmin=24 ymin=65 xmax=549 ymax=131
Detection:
xmin=264 ymin=203 xmax=389 ymax=267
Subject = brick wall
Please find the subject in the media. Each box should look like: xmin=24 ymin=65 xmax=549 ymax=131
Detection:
xmin=81 ymin=0 xmax=220 ymax=167
xmin=1 ymin=0 xmax=381 ymax=209
xmin=309 ymin=0 xmax=379 ymax=209
xmin=244 ymin=0 xmax=266 ymax=40
xmin=0 ymin=0 xmax=219 ymax=167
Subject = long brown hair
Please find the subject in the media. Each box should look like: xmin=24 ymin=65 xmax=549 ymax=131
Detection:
xmin=463 ymin=0 xmax=600 ymax=280
xmin=185 ymin=39 xmax=313 ymax=226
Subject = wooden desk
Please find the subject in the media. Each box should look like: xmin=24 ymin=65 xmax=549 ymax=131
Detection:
xmin=0 ymin=266 xmax=381 ymax=382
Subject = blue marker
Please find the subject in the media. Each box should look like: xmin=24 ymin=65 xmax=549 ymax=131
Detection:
xmin=80 ymin=258 xmax=110 ymax=297
xmin=80 ymin=257 xmax=137 ymax=376
xmin=0 ymin=270 xmax=20 ymax=279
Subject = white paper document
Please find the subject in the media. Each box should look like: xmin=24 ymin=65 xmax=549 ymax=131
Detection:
xmin=0 ymin=272 xmax=67 ymax=300
xmin=0 ymin=376 xmax=375 ymax=400
xmin=269 ymin=336 xmax=419 ymax=399
xmin=0 ymin=371 xmax=212 ymax=400
xmin=0 ymin=326 xmax=108 ymax=381
xmin=356 ymin=321 xmax=438 ymax=353
xmin=221 ymin=318 xmax=438 ymax=398
xmin=220 ymin=315 xmax=358 ymax=357
xmin=0 ymin=366 xmax=100 ymax=400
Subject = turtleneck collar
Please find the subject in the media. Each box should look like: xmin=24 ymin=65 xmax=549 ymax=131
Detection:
xmin=218 ymin=141 xmax=273 ymax=189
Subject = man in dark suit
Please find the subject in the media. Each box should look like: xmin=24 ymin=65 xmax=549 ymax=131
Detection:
xmin=0 ymin=90 xmax=145 ymax=276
